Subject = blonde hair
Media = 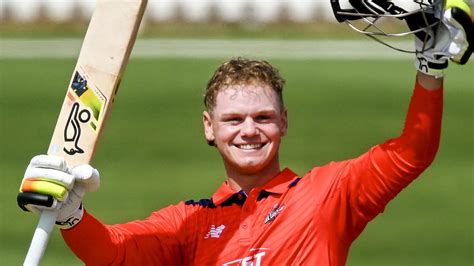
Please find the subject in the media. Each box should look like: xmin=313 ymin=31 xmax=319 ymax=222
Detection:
xmin=204 ymin=58 xmax=285 ymax=113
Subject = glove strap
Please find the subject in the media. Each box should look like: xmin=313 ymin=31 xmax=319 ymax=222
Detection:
xmin=415 ymin=53 xmax=448 ymax=78
xmin=55 ymin=203 xmax=84 ymax=230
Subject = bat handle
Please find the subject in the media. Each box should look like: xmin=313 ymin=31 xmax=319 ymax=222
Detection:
xmin=23 ymin=209 xmax=59 ymax=266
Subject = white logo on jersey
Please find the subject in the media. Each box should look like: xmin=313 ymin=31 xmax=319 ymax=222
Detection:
xmin=223 ymin=248 xmax=268 ymax=266
xmin=204 ymin=224 xmax=226 ymax=239
xmin=264 ymin=204 xmax=285 ymax=224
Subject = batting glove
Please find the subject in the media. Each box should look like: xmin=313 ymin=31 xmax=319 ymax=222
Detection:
xmin=415 ymin=0 xmax=473 ymax=78
xmin=17 ymin=155 xmax=100 ymax=229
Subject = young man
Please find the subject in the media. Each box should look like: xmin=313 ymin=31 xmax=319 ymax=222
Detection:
xmin=18 ymin=2 xmax=472 ymax=265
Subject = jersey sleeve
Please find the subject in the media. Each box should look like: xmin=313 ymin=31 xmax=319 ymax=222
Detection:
xmin=61 ymin=202 xmax=190 ymax=265
xmin=312 ymin=80 xmax=443 ymax=242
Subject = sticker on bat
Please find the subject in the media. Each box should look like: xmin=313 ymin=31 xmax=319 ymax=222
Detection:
xmin=63 ymin=102 xmax=91 ymax=155
xmin=70 ymin=71 xmax=106 ymax=131
xmin=62 ymin=71 xmax=106 ymax=155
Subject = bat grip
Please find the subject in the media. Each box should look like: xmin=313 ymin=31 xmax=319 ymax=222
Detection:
xmin=23 ymin=209 xmax=59 ymax=266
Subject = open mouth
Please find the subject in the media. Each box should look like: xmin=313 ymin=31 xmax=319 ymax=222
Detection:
xmin=235 ymin=143 xmax=267 ymax=150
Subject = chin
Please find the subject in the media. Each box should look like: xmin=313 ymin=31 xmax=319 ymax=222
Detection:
xmin=231 ymin=159 xmax=272 ymax=174
xmin=223 ymin=147 xmax=279 ymax=175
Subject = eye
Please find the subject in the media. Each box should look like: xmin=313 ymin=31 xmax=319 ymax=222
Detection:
xmin=255 ymin=115 xmax=273 ymax=122
xmin=223 ymin=116 xmax=243 ymax=124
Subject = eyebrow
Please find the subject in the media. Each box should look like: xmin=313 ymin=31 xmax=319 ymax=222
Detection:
xmin=220 ymin=109 xmax=278 ymax=117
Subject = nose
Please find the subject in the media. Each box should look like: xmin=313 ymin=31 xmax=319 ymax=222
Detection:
xmin=241 ymin=118 xmax=259 ymax=137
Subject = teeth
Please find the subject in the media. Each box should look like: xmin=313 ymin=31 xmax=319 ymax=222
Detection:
xmin=237 ymin=143 xmax=263 ymax=150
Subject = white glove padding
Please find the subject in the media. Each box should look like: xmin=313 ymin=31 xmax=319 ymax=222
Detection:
xmin=18 ymin=155 xmax=100 ymax=229
xmin=415 ymin=4 xmax=473 ymax=78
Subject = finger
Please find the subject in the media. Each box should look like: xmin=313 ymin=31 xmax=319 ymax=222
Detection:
xmin=448 ymin=7 xmax=474 ymax=64
xmin=20 ymin=180 xmax=69 ymax=201
xmin=70 ymin=185 xmax=86 ymax=201
xmin=30 ymin=155 xmax=69 ymax=172
xmin=24 ymin=166 xmax=75 ymax=189
xmin=72 ymin=165 xmax=100 ymax=192
xmin=445 ymin=0 xmax=471 ymax=15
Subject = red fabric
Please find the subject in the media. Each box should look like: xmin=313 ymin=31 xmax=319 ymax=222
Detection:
xmin=62 ymin=82 xmax=443 ymax=265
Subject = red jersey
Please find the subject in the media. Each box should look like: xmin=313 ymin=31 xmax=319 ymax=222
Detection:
xmin=62 ymin=82 xmax=443 ymax=265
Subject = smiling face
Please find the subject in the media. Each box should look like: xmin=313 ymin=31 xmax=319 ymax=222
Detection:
xmin=203 ymin=82 xmax=288 ymax=176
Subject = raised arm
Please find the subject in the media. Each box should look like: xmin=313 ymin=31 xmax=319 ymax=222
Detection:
xmin=317 ymin=0 xmax=472 ymax=242
xmin=61 ymin=205 xmax=187 ymax=265
xmin=308 ymin=70 xmax=445 ymax=244
xmin=348 ymin=75 xmax=442 ymax=225
xmin=17 ymin=155 xmax=188 ymax=265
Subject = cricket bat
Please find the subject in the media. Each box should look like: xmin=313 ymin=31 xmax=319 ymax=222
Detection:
xmin=21 ymin=0 xmax=147 ymax=265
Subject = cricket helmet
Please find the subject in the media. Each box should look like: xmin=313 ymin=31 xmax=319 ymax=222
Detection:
xmin=331 ymin=0 xmax=444 ymax=52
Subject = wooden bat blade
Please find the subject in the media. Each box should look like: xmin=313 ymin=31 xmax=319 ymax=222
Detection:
xmin=47 ymin=0 xmax=147 ymax=167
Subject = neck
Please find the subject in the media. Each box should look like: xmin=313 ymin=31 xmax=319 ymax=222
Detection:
xmin=225 ymin=162 xmax=281 ymax=194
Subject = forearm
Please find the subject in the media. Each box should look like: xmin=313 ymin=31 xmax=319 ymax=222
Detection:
xmin=61 ymin=210 xmax=118 ymax=264
xmin=394 ymin=76 xmax=443 ymax=167
xmin=61 ymin=207 xmax=185 ymax=265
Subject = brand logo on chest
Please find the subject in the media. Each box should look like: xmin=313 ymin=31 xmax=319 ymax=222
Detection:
xmin=204 ymin=224 xmax=226 ymax=239
xmin=264 ymin=204 xmax=285 ymax=224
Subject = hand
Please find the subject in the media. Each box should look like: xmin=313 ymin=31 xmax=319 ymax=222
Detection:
xmin=415 ymin=0 xmax=473 ymax=78
xmin=17 ymin=155 xmax=100 ymax=229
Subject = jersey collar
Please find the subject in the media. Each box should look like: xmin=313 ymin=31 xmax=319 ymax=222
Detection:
xmin=212 ymin=168 xmax=299 ymax=206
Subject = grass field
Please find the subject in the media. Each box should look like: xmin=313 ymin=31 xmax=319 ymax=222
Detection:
xmin=0 ymin=57 xmax=472 ymax=265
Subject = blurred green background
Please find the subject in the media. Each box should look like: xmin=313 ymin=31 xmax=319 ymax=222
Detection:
xmin=1 ymin=24 xmax=473 ymax=265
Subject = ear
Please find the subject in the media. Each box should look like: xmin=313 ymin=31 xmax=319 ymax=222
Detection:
xmin=280 ymin=108 xmax=288 ymax=136
xmin=202 ymin=111 xmax=215 ymax=145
